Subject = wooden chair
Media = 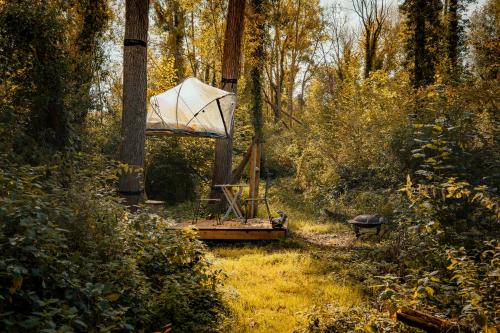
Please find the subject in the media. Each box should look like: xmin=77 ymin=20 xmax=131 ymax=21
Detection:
xmin=244 ymin=175 xmax=272 ymax=223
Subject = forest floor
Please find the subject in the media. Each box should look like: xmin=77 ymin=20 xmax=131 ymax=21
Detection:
xmin=208 ymin=211 xmax=381 ymax=332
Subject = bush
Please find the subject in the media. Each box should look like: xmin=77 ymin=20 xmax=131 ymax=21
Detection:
xmin=0 ymin=153 xmax=226 ymax=332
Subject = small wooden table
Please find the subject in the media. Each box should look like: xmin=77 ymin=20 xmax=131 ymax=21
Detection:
xmin=214 ymin=184 xmax=247 ymax=223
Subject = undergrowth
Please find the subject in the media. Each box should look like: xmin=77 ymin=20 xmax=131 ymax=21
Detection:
xmin=0 ymin=153 xmax=227 ymax=333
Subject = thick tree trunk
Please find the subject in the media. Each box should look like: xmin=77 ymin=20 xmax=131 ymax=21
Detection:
xmin=210 ymin=0 xmax=246 ymax=198
xmin=119 ymin=0 xmax=149 ymax=205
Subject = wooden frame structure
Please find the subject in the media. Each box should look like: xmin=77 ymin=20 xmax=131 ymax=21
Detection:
xmin=247 ymin=140 xmax=261 ymax=218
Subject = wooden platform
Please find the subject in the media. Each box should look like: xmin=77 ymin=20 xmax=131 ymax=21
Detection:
xmin=173 ymin=218 xmax=288 ymax=240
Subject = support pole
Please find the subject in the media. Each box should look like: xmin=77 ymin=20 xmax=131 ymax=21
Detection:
xmin=247 ymin=140 xmax=261 ymax=218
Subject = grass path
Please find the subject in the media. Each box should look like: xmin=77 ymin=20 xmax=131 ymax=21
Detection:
xmin=210 ymin=218 xmax=372 ymax=332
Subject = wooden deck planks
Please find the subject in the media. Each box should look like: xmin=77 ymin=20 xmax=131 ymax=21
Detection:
xmin=173 ymin=219 xmax=288 ymax=240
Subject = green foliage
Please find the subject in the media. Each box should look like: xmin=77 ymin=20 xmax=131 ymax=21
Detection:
xmin=0 ymin=154 xmax=226 ymax=332
xmin=447 ymin=242 xmax=500 ymax=331
xmin=0 ymin=0 xmax=110 ymax=156
xmin=365 ymin=83 xmax=500 ymax=331
xmin=469 ymin=0 xmax=500 ymax=81
xmin=400 ymin=0 xmax=443 ymax=87
xmin=145 ymin=137 xmax=214 ymax=204
xmin=305 ymin=306 xmax=411 ymax=333
xmin=268 ymin=70 xmax=413 ymax=211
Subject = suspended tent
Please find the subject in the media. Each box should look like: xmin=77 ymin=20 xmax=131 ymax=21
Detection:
xmin=146 ymin=77 xmax=236 ymax=138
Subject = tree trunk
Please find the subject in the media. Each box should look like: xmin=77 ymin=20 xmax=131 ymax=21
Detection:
xmin=247 ymin=0 xmax=265 ymax=217
xmin=414 ymin=0 xmax=426 ymax=88
xmin=287 ymin=75 xmax=294 ymax=127
xmin=446 ymin=0 xmax=459 ymax=77
xmin=119 ymin=0 xmax=149 ymax=206
xmin=364 ymin=30 xmax=372 ymax=78
xmin=171 ymin=0 xmax=185 ymax=81
xmin=210 ymin=0 xmax=246 ymax=198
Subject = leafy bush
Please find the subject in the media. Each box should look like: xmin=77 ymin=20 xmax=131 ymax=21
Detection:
xmin=0 ymin=0 xmax=110 ymax=156
xmin=368 ymin=89 xmax=500 ymax=332
xmin=301 ymin=82 xmax=499 ymax=332
xmin=0 ymin=154 xmax=226 ymax=332
xmin=266 ymin=70 xmax=413 ymax=211
xmin=305 ymin=305 xmax=413 ymax=333
xmin=145 ymin=137 xmax=214 ymax=204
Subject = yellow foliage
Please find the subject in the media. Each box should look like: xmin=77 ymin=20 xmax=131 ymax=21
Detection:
xmin=148 ymin=53 xmax=177 ymax=98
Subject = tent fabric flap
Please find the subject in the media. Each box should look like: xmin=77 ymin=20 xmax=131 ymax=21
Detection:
xmin=146 ymin=77 xmax=236 ymax=138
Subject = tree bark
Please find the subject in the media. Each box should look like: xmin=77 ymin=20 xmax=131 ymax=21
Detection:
xmin=446 ymin=0 xmax=459 ymax=77
xmin=353 ymin=0 xmax=387 ymax=79
xmin=414 ymin=0 xmax=426 ymax=88
xmin=364 ymin=30 xmax=373 ymax=78
xmin=119 ymin=0 xmax=149 ymax=205
xmin=210 ymin=0 xmax=246 ymax=198
xmin=247 ymin=0 xmax=265 ymax=215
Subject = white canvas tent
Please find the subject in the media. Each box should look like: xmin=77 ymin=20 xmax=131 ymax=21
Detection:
xmin=146 ymin=77 xmax=236 ymax=138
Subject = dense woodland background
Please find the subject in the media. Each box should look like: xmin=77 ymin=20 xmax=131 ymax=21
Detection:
xmin=0 ymin=0 xmax=498 ymax=332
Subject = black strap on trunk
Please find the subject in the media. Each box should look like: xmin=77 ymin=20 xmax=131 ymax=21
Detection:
xmin=221 ymin=77 xmax=237 ymax=90
xmin=124 ymin=39 xmax=147 ymax=47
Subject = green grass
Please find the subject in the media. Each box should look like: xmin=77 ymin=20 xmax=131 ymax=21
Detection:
xmin=165 ymin=179 xmax=373 ymax=332
xmin=290 ymin=218 xmax=349 ymax=235
xmin=209 ymin=202 xmax=366 ymax=333
xmin=212 ymin=245 xmax=364 ymax=333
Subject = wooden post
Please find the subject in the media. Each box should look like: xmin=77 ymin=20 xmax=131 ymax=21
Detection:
xmin=247 ymin=140 xmax=261 ymax=218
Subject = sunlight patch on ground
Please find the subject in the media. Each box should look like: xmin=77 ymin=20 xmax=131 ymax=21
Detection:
xmin=290 ymin=218 xmax=349 ymax=235
xmin=213 ymin=247 xmax=364 ymax=333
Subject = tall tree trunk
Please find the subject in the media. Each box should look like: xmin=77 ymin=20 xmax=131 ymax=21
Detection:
xmin=188 ymin=10 xmax=198 ymax=76
xmin=171 ymin=0 xmax=185 ymax=81
xmin=401 ymin=0 xmax=441 ymax=88
xmin=119 ymin=0 xmax=149 ymax=205
xmin=446 ymin=0 xmax=459 ymax=77
xmin=210 ymin=0 xmax=246 ymax=197
xmin=287 ymin=76 xmax=294 ymax=126
xmin=364 ymin=30 xmax=372 ymax=78
xmin=287 ymin=0 xmax=301 ymax=126
xmin=414 ymin=0 xmax=426 ymax=88
xmin=248 ymin=0 xmax=265 ymax=217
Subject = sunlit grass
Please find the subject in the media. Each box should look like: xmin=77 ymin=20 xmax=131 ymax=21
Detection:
xmin=213 ymin=247 xmax=364 ymax=332
xmin=290 ymin=218 xmax=350 ymax=235
xmin=168 ymin=178 xmax=367 ymax=332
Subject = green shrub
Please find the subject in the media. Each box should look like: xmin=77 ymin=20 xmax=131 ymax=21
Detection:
xmin=0 ymin=154 xmax=226 ymax=332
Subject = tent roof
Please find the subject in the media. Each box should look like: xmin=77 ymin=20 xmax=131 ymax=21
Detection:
xmin=146 ymin=77 xmax=236 ymax=138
